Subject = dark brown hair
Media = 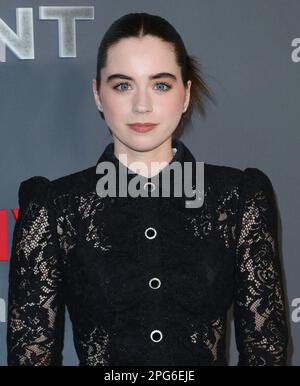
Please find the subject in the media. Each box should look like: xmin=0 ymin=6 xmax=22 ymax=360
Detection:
xmin=95 ymin=12 xmax=214 ymax=138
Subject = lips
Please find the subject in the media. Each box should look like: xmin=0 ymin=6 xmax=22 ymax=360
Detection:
xmin=128 ymin=123 xmax=158 ymax=133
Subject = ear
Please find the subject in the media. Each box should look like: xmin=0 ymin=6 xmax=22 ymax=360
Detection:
xmin=92 ymin=79 xmax=101 ymax=107
xmin=184 ymin=80 xmax=192 ymax=111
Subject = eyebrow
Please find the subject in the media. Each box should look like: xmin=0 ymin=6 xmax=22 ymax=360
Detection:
xmin=106 ymin=72 xmax=177 ymax=83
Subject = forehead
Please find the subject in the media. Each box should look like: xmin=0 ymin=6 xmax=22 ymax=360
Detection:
xmin=104 ymin=35 xmax=179 ymax=74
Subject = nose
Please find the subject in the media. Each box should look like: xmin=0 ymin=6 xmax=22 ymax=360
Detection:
xmin=132 ymin=89 xmax=152 ymax=113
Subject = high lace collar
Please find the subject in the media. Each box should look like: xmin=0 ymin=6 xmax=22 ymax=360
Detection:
xmin=95 ymin=138 xmax=204 ymax=208
xmin=96 ymin=138 xmax=183 ymax=176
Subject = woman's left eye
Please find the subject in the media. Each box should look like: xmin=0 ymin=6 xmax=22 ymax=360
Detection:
xmin=154 ymin=82 xmax=171 ymax=91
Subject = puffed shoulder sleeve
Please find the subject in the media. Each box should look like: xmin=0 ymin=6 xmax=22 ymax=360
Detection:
xmin=233 ymin=168 xmax=289 ymax=366
xmin=7 ymin=177 xmax=65 ymax=366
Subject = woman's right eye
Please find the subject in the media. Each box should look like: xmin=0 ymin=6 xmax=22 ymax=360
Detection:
xmin=113 ymin=82 xmax=131 ymax=92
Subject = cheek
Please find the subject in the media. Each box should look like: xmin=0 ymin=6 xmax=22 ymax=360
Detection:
xmin=157 ymin=94 xmax=184 ymax=122
xmin=105 ymin=93 xmax=126 ymax=115
xmin=158 ymin=90 xmax=184 ymax=112
xmin=104 ymin=93 xmax=128 ymax=121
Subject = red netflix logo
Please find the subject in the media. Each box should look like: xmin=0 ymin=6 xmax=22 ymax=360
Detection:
xmin=0 ymin=208 xmax=19 ymax=261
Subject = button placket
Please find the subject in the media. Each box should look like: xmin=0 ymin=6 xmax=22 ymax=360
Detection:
xmin=141 ymin=200 xmax=164 ymax=345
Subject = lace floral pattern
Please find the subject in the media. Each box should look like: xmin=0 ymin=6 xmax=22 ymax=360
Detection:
xmin=77 ymin=193 xmax=112 ymax=252
xmin=7 ymin=179 xmax=64 ymax=365
xmin=233 ymin=168 xmax=288 ymax=365
xmin=7 ymin=139 xmax=288 ymax=366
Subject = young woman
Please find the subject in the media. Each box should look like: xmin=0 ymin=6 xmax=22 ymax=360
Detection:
xmin=7 ymin=12 xmax=288 ymax=366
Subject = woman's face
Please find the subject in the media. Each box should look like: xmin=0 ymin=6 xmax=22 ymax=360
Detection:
xmin=92 ymin=35 xmax=191 ymax=152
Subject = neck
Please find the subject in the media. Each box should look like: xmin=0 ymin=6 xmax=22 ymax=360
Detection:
xmin=113 ymin=137 xmax=174 ymax=178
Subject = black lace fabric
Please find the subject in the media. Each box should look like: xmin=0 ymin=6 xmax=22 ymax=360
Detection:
xmin=7 ymin=139 xmax=289 ymax=366
xmin=233 ymin=168 xmax=288 ymax=365
xmin=7 ymin=178 xmax=65 ymax=365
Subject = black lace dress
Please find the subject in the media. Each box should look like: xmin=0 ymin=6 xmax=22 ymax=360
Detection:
xmin=7 ymin=138 xmax=288 ymax=366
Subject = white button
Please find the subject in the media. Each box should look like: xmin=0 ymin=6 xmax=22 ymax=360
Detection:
xmin=145 ymin=227 xmax=157 ymax=239
xmin=143 ymin=182 xmax=156 ymax=192
xmin=149 ymin=277 xmax=161 ymax=289
xmin=150 ymin=329 xmax=163 ymax=343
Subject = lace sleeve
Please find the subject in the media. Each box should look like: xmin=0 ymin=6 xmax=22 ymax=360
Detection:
xmin=7 ymin=177 xmax=65 ymax=366
xmin=233 ymin=168 xmax=289 ymax=366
